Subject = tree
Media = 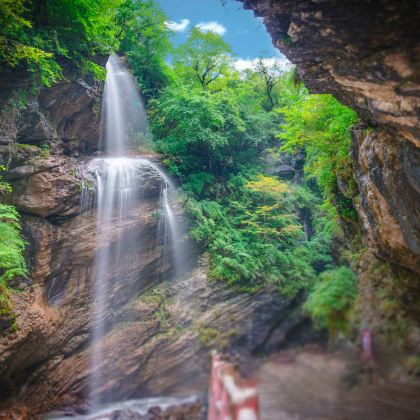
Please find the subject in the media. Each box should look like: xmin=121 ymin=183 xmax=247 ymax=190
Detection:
xmin=116 ymin=0 xmax=171 ymax=99
xmin=255 ymin=58 xmax=283 ymax=111
xmin=277 ymin=93 xmax=358 ymax=220
xmin=150 ymin=84 xmax=246 ymax=178
xmin=174 ymin=27 xmax=232 ymax=88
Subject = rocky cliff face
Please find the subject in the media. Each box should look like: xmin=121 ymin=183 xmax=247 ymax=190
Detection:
xmin=239 ymin=0 xmax=420 ymax=275
xmin=350 ymin=125 xmax=420 ymax=274
xmin=0 ymin=62 xmax=317 ymax=417
xmin=0 ymin=59 xmax=104 ymax=159
xmin=0 ymin=189 xmax=314 ymax=416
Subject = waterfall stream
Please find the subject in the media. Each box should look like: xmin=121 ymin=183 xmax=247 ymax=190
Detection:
xmin=100 ymin=54 xmax=150 ymax=154
xmin=83 ymin=55 xmax=185 ymax=408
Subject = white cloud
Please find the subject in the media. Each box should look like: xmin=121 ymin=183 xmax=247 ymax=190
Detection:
xmin=165 ymin=19 xmax=190 ymax=32
xmin=196 ymin=21 xmax=226 ymax=36
xmin=233 ymin=57 xmax=292 ymax=73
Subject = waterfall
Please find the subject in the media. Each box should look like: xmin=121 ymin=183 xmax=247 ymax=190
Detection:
xmin=85 ymin=55 xmax=185 ymax=408
xmin=100 ymin=54 xmax=151 ymax=154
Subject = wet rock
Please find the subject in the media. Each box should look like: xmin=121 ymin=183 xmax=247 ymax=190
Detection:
xmin=38 ymin=77 xmax=102 ymax=155
xmin=147 ymin=406 xmax=162 ymax=417
xmin=0 ymin=224 xmax=316 ymax=417
xmin=0 ymin=185 xmax=165 ymax=408
xmin=0 ymin=58 xmax=104 ymax=162
xmin=44 ymin=398 xmax=202 ymax=420
xmin=16 ymin=100 xmax=56 ymax=145
xmin=4 ymin=156 xmax=82 ymax=218
xmin=109 ymin=410 xmax=144 ymax=419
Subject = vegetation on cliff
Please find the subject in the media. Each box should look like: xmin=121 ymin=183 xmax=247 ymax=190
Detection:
xmin=0 ymin=171 xmax=27 ymax=326
xmin=0 ymin=0 xmax=122 ymax=85
xmin=278 ymin=93 xmax=358 ymax=222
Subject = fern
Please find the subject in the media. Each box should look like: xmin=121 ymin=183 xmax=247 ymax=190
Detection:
xmin=304 ymin=267 xmax=357 ymax=335
xmin=0 ymin=204 xmax=27 ymax=326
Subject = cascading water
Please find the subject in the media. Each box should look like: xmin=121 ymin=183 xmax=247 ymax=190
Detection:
xmin=100 ymin=54 xmax=150 ymax=154
xmin=84 ymin=54 xmax=186 ymax=409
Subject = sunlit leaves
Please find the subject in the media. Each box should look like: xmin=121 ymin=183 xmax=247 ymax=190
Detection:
xmin=245 ymin=174 xmax=289 ymax=198
xmin=0 ymin=0 xmax=122 ymax=86
xmin=174 ymin=27 xmax=232 ymax=89
xmin=117 ymin=0 xmax=171 ymax=99
xmin=278 ymin=94 xmax=358 ymax=196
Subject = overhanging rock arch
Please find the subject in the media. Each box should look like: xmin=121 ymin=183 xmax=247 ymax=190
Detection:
xmin=238 ymin=0 xmax=420 ymax=274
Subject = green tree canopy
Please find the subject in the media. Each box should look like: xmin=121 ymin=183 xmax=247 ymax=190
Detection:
xmin=116 ymin=0 xmax=171 ymax=99
xmin=0 ymin=0 xmax=121 ymax=86
xmin=174 ymin=27 xmax=232 ymax=88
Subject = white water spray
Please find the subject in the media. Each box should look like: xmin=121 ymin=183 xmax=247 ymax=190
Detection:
xmin=85 ymin=55 xmax=185 ymax=407
xmin=100 ymin=54 xmax=150 ymax=154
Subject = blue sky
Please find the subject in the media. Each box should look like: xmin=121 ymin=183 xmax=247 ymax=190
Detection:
xmin=156 ymin=0 xmax=288 ymax=70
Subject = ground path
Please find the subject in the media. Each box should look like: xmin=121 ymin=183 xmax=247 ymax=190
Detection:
xmin=258 ymin=347 xmax=420 ymax=420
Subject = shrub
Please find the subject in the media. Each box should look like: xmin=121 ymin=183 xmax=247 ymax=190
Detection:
xmin=304 ymin=266 xmax=357 ymax=335
xmin=0 ymin=203 xmax=27 ymax=329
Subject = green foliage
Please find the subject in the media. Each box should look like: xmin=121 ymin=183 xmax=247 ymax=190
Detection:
xmin=173 ymin=27 xmax=232 ymax=88
xmin=81 ymin=59 xmax=106 ymax=81
xmin=271 ymin=84 xmax=360 ymax=330
xmin=116 ymin=0 xmax=171 ymax=99
xmin=150 ymin=81 xmax=277 ymax=187
xmin=0 ymin=166 xmax=12 ymax=194
xmin=7 ymin=44 xmax=62 ymax=87
xmin=278 ymin=93 xmax=359 ymax=221
xmin=304 ymin=267 xmax=357 ymax=335
xmin=151 ymin=84 xmax=258 ymax=180
xmin=186 ymin=176 xmax=320 ymax=295
xmin=0 ymin=203 xmax=27 ymax=325
xmin=185 ymin=172 xmax=215 ymax=196
xmin=38 ymin=143 xmax=50 ymax=158
xmin=149 ymin=44 xmax=290 ymax=292
xmin=0 ymin=0 xmax=121 ymax=86
xmin=148 ymin=25 xmax=355 ymax=299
